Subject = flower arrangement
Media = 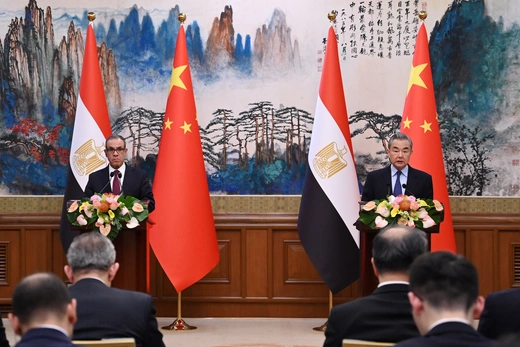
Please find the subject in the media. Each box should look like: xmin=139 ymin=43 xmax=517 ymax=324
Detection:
xmin=358 ymin=195 xmax=443 ymax=229
xmin=67 ymin=193 xmax=149 ymax=241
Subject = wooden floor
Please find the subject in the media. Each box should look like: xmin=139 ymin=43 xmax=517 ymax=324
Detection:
xmin=3 ymin=318 xmax=328 ymax=347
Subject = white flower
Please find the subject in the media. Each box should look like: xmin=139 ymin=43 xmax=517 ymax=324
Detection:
xmin=126 ymin=217 xmax=139 ymax=229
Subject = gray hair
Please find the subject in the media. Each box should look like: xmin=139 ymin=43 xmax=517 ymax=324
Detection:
xmin=105 ymin=134 xmax=126 ymax=149
xmin=67 ymin=232 xmax=116 ymax=272
xmin=388 ymin=132 xmax=413 ymax=150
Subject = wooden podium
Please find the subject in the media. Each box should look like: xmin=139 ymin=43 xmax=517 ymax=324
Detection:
xmin=355 ymin=206 xmax=441 ymax=297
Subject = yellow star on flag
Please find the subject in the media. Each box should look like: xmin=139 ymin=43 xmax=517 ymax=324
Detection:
xmin=169 ymin=65 xmax=188 ymax=92
xmin=180 ymin=121 xmax=192 ymax=134
xmin=407 ymin=63 xmax=428 ymax=94
xmin=164 ymin=118 xmax=173 ymax=129
xmin=420 ymin=120 xmax=432 ymax=133
xmin=403 ymin=117 xmax=413 ymax=129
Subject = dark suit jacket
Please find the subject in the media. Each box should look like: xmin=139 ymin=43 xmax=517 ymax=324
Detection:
xmin=69 ymin=278 xmax=165 ymax=347
xmin=15 ymin=327 xmax=74 ymax=347
xmin=85 ymin=164 xmax=155 ymax=212
xmin=394 ymin=322 xmax=493 ymax=347
xmin=361 ymin=165 xmax=433 ymax=201
xmin=323 ymin=283 xmax=419 ymax=346
xmin=478 ymin=288 xmax=520 ymax=339
xmin=0 ymin=318 xmax=9 ymax=347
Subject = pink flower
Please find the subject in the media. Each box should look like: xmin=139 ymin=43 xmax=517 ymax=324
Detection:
xmin=83 ymin=207 xmax=93 ymax=218
xmin=375 ymin=205 xmax=390 ymax=218
xmin=95 ymin=218 xmax=104 ymax=227
xmin=126 ymin=217 xmax=139 ymax=229
xmin=76 ymin=215 xmax=87 ymax=226
xmin=407 ymin=219 xmax=415 ymax=228
xmin=68 ymin=201 xmax=78 ymax=213
xmin=109 ymin=202 xmax=120 ymax=210
xmin=410 ymin=201 xmax=419 ymax=211
xmin=417 ymin=208 xmax=428 ymax=219
xmin=121 ymin=207 xmax=129 ymax=216
xmin=422 ymin=215 xmax=436 ymax=228
xmin=99 ymin=224 xmax=111 ymax=236
xmin=375 ymin=216 xmax=388 ymax=228
xmin=90 ymin=195 xmax=101 ymax=202
xmin=132 ymin=203 xmax=144 ymax=213
xmin=433 ymin=200 xmax=444 ymax=211
xmin=93 ymin=200 xmax=101 ymax=209
xmin=362 ymin=201 xmax=376 ymax=211
xmin=407 ymin=196 xmax=416 ymax=202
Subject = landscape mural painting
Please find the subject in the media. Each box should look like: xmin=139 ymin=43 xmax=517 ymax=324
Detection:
xmin=0 ymin=0 xmax=518 ymax=196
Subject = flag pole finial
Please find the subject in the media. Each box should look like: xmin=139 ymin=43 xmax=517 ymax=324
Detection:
xmin=327 ymin=10 xmax=337 ymax=23
xmin=87 ymin=12 xmax=96 ymax=22
xmin=418 ymin=11 xmax=427 ymax=21
xmin=178 ymin=13 xmax=187 ymax=24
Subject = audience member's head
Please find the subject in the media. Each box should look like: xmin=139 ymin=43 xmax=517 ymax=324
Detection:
xmin=9 ymin=272 xmax=76 ymax=337
xmin=371 ymin=225 xmax=428 ymax=281
xmin=407 ymin=251 xmax=484 ymax=335
xmin=64 ymin=232 xmax=119 ymax=285
xmin=495 ymin=334 xmax=520 ymax=347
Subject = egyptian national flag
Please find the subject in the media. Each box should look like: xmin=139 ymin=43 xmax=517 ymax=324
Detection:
xmin=148 ymin=25 xmax=220 ymax=293
xmin=59 ymin=22 xmax=112 ymax=252
xmin=298 ymin=26 xmax=360 ymax=294
xmin=400 ymin=22 xmax=456 ymax=252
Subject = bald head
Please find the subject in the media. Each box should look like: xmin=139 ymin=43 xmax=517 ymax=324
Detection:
xmin=372 ymin=225 xmax=428 ymax=275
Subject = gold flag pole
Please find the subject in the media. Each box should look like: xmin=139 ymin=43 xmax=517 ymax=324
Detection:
xmin=313 ymin=291 xmax=333 ymax=331
xmin=162 ymin=291 xmax=197 ymax=330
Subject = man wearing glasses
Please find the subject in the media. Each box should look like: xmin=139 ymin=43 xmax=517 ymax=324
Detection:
xmin=85 ymin=135 xmax=155 ymax=212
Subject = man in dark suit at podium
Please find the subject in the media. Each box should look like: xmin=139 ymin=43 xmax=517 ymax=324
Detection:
xmin=65 ymin=232 xmax=164 ymax=347
xmin=323 ymin=225 xmax=428 ymax=346
xmin=395 ymin=252 xmax=492 ymax=347
xmin=361 ymin=132 xmax=433 ymax=201
xmin=477 ymin=287 xmax=520 ymax=340
xmin=85 ymin=135 xmax=155 ymax=212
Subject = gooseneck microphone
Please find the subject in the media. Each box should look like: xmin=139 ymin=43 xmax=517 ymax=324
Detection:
xmin=99 ymin=172 xmax=115 ymax=193
xmin=402 ymin=183 xmax=415 ymax=197
xmin=117 ymin=171 xmax=123 ymax=196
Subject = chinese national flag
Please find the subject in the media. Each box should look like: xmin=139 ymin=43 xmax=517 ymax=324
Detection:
xmin=400 ymin=22 xmax=456 ymax=252
xmin=148 ymin=26 xmax=220 ymax=293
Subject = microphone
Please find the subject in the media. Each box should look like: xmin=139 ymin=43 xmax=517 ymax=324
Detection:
xmin=386 ymin=183 xmax=391 ymax=197
xmin=99 ymin=172 xmax=115 ymax=193
xmin=402 ymin=183 xmax=415 ymax=197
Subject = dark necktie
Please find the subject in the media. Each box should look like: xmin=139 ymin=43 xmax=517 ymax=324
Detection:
xmin=113 ymin=170 xmax=121 ymax=195
xmin=393 ymin=170 xmax=402 ymax=196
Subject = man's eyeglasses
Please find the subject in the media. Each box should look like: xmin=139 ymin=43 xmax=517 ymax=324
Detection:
xmin=106 ymin=147 xmax=126 ymax=154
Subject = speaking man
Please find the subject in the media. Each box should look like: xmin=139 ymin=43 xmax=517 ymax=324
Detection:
xmin=84 ymin=135 xmax=155 ymax=212
xmin=361 ymin=132 xmax=433 ymax=201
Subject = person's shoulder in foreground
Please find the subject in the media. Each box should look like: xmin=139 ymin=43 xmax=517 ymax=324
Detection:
xmin=394 ymin=251 xmax=493 ymax=347
xmin=65 ymin=231 xmax=164 ymax=347
xmin=9 ymin=272 xmax=76 ymax=347
xmin=323 ymin=225 xmax=428 ymax=347
xmin=477 ymin=287 xmax=520 ymax=340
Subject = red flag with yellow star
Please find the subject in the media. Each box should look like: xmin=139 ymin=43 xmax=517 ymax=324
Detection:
xmin=400 ymin=22 xmax=456 ymax=252
xmin=148 ymin=26 xmax=220 ymax=293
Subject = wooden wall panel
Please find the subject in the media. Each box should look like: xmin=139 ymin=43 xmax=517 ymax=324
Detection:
xmin=0 ymin=212 xmax=519 ymax=317
xmin=245 ymin=229 xmax=268 ymax=298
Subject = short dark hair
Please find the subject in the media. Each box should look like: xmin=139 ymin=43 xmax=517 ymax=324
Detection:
xmin=67 ymin=232 xmax=116 ymax=273
xmin=105 ymin=134 xmax=126 ymax=149
xmin=372 ymin=225 xmax=428 ymax=273
xmin=12 ymin=272 xmax=71 ymax=325
xmin=388 ymin=132 xmax=413 ymax=150
xmin=409 ymin=251 xmax=479 ymax=311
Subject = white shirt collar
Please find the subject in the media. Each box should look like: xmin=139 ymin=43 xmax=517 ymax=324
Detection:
xmin=378 ymin=281 xmax=409 ymax=288
xmin=391 ymin=165 xmax=409 ymax=177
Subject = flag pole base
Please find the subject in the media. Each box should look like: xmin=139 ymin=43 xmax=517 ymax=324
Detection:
xmin=161 ymin=318 xmax=197 ymax=331
xmin=313 ymin=320 xmax=327 ymax=332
